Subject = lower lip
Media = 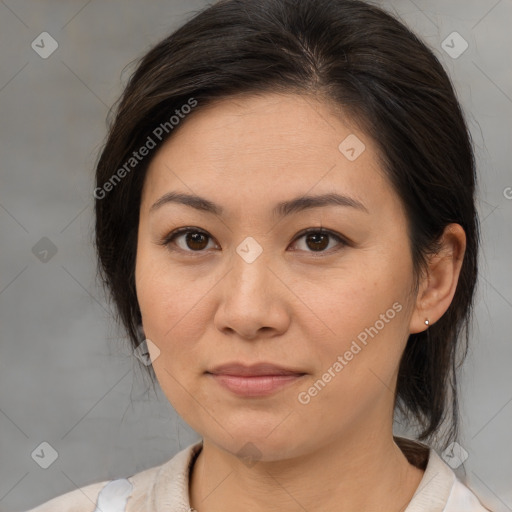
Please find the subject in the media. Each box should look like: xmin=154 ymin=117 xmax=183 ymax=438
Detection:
xmin=207 ymin=373 xmax=305 ymax=397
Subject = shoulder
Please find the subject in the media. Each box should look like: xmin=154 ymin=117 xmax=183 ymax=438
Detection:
xmin=24 ymin=441 xmax=203 ymax=512
xmin=23 ymin=467 xmax=158 ymax=512
xmin=394 ymin=437 xmax=493 ymax=512
xmin=444 ymin=478 xmax=493 ymax=512
xmin=23 ymin=478 xmax=120 ymax=512
xmin=425 ymin=449 xmax=493 ymax=512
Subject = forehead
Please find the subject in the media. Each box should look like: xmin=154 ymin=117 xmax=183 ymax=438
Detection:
xmin=141 ymin=93 xmax=397 ymax=218
xmin=156 ymin=92 xmax=369 ymax=161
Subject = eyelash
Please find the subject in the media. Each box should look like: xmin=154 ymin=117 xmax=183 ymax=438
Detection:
xmin=157 ymin=226 xmax=350 ymax=257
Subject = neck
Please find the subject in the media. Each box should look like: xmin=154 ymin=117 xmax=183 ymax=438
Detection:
xmin=189 ymin=427 xmax=425 ymax=512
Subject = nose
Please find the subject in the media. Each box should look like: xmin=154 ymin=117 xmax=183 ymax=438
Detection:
xmin=213 ymin=248 xmax=291 ymax=340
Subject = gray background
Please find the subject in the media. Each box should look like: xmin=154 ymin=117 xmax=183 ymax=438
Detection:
xmin=0 ymin=1 xmax=510 ymax=511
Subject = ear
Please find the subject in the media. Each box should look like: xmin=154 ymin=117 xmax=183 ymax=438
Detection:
xmin=409 ymin=223 xmax=466 ymax=334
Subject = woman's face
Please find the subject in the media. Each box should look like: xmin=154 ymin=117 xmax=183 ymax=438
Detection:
xmin=136 ymin=93 xmax=420 ymax=460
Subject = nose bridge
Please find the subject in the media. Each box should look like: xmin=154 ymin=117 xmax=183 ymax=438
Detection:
xmin=213 ymin=233 xmax=292 ymax=338
xmin=228 ymin=236 xmax=272 ymax=298
xmin=218 ymin=238 xmax=279 ymax=321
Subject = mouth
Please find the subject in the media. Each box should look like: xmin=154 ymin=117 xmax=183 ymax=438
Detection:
xmin=206 ymin=373 xmax=306 ymax=397
xmin=206 ymin=362 xmax=307 ymax=397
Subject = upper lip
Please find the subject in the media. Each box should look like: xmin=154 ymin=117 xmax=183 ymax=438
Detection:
xmin=207 ymin=362 xmax=306 ymax=377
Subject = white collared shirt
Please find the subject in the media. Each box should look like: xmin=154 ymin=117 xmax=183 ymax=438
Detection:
xmin=25 ymin=438 xmax=493 ymax=511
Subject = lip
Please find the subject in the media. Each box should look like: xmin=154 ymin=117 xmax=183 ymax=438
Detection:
xmin=207 ymin=362 xmax=306 ymax=377
xmin=206 ymin=362 xmax=307 ymax=397
xmin=207 ymin=374 xmax=306 ymax=397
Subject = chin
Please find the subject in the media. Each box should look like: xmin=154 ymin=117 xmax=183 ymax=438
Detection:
xmin=205 ymin=424 xmax=310 ymax=463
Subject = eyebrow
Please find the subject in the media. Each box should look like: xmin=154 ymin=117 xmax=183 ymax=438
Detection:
xmin=149 ymin=191 xmax=369 ymax=217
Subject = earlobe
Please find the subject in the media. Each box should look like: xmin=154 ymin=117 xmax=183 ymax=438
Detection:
xmin=409 ymin=223 xmax=466 ymax=334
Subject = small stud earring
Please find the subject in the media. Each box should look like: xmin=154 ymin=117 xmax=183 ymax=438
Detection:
xmin=425 ymin=319 xmax=429 ymax=326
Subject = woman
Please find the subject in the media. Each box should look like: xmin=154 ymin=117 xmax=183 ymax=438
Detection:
xmin=27 ymin=0 xmax=492 ymax=510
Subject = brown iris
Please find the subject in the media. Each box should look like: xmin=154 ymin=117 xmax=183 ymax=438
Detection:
xmin=304 ymin=232 xmax=329 ymax=251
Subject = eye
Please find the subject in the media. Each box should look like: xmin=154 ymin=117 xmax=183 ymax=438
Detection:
xmin=159 ymin=227 xmax=218 ymax=253
xmin=158 ymin=226 xmax=348 ymax=255
xmin=289 ymin=228 xmax=348 ymax=254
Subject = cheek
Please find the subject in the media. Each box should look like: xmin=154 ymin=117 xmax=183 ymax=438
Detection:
xmin=135 ymin=245 xmax=214 ymax=374
xmin=296 ymin=254 xmax=412 ymax=395
xmin=297 ymin=251 xmax=411 ymax=341
xmin=294 ymin=297 xmax=408 ymax=438
xmin=137 ymin=236 xmax=194 ymax=324
xmin=135 ymin=250 xmax=211 ymax=419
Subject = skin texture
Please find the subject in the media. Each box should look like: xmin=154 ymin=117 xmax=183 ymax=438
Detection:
xmin=135 ymin=93 xmax=466 ymax=512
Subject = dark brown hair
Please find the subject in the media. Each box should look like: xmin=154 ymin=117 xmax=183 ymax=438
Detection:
xmin=94 ymin=0 xmax=479 ymax=449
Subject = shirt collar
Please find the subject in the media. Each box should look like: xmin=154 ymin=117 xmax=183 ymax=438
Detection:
xmin=152 ymin=437 xmax=456 ymax=512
